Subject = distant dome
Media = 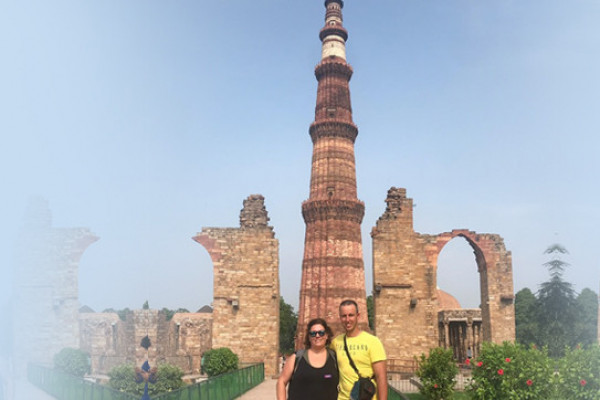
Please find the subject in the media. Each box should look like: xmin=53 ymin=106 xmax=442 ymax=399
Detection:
xmin=437 ymin=289 xmax=461 ymax=310
xmin=79 ymin=305 xmax=95 ymax=313
xmin=197 ymin=305 xmax=213 ymax=313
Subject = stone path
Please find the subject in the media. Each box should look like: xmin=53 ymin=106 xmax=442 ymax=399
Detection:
xmin=11 ymin=377 xmax=57 ymax=400
xmin=237 ymin=378 xmax=277 ymax=400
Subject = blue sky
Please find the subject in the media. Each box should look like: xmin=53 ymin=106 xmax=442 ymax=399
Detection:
xmin=1 ymin=0 xmax=599 ymax=313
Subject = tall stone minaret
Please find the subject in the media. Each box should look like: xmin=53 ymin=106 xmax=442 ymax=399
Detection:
xmin=296 ymin=0 xmax=369 ymax=346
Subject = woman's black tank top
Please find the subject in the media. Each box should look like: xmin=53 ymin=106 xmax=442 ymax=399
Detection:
xmin=288 ymin=351 xmax=338 ymax=400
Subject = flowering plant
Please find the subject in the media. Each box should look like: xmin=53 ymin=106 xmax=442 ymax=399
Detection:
xmin=555 ymin=345 xmax=600 ymax=399
xmin=415 ymin=347 xmax=459 ymax=400
xmin=467 ymin=341 xmax=555 ymax=399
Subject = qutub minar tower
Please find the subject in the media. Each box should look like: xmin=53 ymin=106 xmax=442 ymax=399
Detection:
xmin=296 ymin=0 xmax=369 ymax=346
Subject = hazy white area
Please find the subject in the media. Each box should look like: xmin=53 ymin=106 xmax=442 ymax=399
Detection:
xmin=1 ymin=0 xmax=598 ymax=315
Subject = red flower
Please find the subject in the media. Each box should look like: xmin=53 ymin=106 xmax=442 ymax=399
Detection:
xmin=434 ymin=384 xmax=438 ymax=388
xmin=477 ymin=361 xmax=483 ymax=367
xmin=526 ymin=379 xmax=533 ymax=386
xmin=465 ymin=358 xmax=470 ymax=365
xmin=498 ymin=369 xmax=504 ymax=375
xmin=505 ymin=358 xmax=511 ymax=362
xmin=580 ymin=380 xmax=587 ymax=386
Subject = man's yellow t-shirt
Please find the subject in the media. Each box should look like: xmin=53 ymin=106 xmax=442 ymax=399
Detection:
xmin=331 ymin=331 xmax=387 ymax=400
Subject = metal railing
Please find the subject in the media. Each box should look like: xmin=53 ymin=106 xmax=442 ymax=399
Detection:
xmin=28 ymin=364 xmax=138 ymax=400
xmin=28 ymin=363 xmax=264 ymax=400
xmin=153 ymin=363 xmax=264 ymax=400
xmin=388 ymin=385 xmax=411 ymax=400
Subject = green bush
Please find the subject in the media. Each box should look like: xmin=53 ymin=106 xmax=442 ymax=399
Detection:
xmin=108 ymin=364 xmax=140 ymax=395
xmin=203 ymin=347 xmax=239 ymax=377
xmin=153 ymin=363 xmax=185 ymax=393
xmin=108 ymin=363 xmax=185 ymax=396
xmin=468 ymin=341 xmax=556 ymax=399
xmin=415 ymin=347 xmax=459 ymax=400
xmin=53 ymin=348 xmax=90 ymax=377
xmin=556 ymin=344 xmax=600 ymax=399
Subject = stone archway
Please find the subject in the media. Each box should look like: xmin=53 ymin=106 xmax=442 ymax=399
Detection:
xmin=193 ymin=195 xmax=280 ymax=378
xmin=433 ymin=230 xmax=515 ymax=343
xmin=371 ymin=187 xmax=515 ymax=372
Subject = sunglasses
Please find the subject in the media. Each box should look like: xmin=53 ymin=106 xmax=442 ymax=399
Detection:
xmin=309 ymin=330 xmax=326 ymax=337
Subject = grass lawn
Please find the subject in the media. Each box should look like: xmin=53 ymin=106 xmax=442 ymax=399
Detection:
xmin=405 ymin=392 xmax=471 ymax=399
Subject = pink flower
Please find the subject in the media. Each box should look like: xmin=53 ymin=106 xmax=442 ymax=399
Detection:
xmin=434 ymin=384 xmax=438 ymax=388
xmin=526 ymin=379 xmax=533 ymax=386
xmin=505 ymin=358 xmax=511 ymax=362
xmin=580 ymin=380 xmax=587 ymax=386
xmin=498 ymin=369 xmax=504 ymax=375
xmin=477 ymin=361 xmax=483 ymax=367
xmin=465 ymin=358 xmax=470 ymax=365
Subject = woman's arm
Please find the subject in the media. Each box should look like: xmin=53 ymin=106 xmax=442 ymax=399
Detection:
xmin=276 ymin=354 xmax=296 ymax=400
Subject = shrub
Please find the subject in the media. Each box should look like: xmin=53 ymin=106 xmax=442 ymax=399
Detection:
xmin=53 ymin=348 xmax=90 ymax=377
xmin=153 ymin=363 xmax=185 ymax=393
xmin=203 ymin=347 xmax=239 ymax=377
xmin=468 ymin=341 xmax=555 ymax=400
xmin=108 ymin=363 xmax=185 ymax=396
xmin=416 ymin=347 xmax=459 ymax=400
xmin=556 ymin=344 xmax=600 ymax=399
xmin=108 ymin=364 xmax=140 ymax=395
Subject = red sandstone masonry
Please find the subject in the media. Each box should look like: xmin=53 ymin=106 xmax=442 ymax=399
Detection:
xmin=297 ymin=0 xmax=369 ymax=345
xmin=371 ymin=187 xmax=515 ymax=370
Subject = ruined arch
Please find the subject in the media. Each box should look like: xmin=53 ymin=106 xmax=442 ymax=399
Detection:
xmin=436 ymin=235 xmax=481 ymax=308
xmin=192 ymin=194 xmax=280 ymax=378
xmin=371 ymin=187 xmax=515 ymax=372
xmin=432 ymin=229 xmax=514 ymax=343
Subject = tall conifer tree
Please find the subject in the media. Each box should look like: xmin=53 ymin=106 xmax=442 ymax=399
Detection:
xmin=536 ymin=244 xmax=577 ymax=357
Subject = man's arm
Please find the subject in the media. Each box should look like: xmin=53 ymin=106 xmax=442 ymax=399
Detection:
xmin=372 ymin=360 xmax=387 ymax=400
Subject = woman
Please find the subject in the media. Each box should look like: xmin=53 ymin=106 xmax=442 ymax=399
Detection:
xmin=276 ymin=318 xmax=338 ymax=400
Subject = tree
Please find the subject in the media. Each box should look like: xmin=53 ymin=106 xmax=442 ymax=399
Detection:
xmin=515 ymin=288 xmax=539 ymax=347
xmin=160 ymin=307 xmax=190 ymax=321
xmin=203 ymin=348 xmax=239 ymax=376
xmin=279 ymin=297 xmax=298 ymax=354
xmin=54 ymin=348 xmax=90 ymax=377
xmin=573 ymin=288 xmax=599 ymax=347
xmin=366 ymin=295 xmax=374 ymax=331
xmin=536 ymin=244 xmax=577 ymax=357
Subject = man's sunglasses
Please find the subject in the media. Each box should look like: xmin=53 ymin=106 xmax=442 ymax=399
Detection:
xmin=309 ymin=330 xmax=326 ymax=337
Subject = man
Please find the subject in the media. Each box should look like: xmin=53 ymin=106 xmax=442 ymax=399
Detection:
xmin=331 ymin=299 xmax=387 ymax=400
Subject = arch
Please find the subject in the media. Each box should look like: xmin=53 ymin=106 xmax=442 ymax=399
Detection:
xmin=371 ymin=188 xmax=515 ymax=372
xmin=436 ymin=236 xmax=481 ymax=309
xmin=431 ymin=229 xmax=514 ymax=343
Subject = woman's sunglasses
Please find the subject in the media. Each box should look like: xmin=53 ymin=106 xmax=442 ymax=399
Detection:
xmin=309 ymin=330 xmax=326 ymax=337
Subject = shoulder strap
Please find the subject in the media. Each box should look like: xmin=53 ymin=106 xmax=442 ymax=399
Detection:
xmin=292 ymin=349 xmax=305 ymax=376
xmin=343 ymin=334 xmax=362 ymax=378
xmin=343 ymin=334 xmax=373 ymax=380
xmin=327 ymin=348 xmax=337 ymax=363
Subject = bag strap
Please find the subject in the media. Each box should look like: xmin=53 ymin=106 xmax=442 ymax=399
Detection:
xmin=343 ymin=334 xmax=365 ymax=379
xmin=292 ymin=349 xmax=305 ymax=376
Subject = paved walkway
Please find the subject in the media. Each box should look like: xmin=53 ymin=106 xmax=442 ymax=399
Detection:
xmin=237 ymin=378 xmax=277 ymax=400
xmin=8 ymin=377 xmax=57 ymax=400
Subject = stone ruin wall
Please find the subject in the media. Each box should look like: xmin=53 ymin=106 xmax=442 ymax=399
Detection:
xmin=194 ymin=195 xmax=280 ymax=378
xmin=79 ymin=310 xmax=212 ymax=375
xmin=12 ymin=198 xmax=98 ymax=373
xmin=371 ymin=187 xmax=515 ymax=371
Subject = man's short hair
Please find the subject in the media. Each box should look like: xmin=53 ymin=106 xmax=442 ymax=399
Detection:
xmin=339 ymin=299 xmax=359 ymax=314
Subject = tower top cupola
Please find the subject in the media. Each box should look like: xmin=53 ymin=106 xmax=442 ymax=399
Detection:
xmin=320 ymin=0 xmax=348 ymax=61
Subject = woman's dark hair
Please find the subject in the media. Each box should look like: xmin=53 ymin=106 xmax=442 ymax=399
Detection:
xmin=304 ymin=318 xmax=334 ymax=348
